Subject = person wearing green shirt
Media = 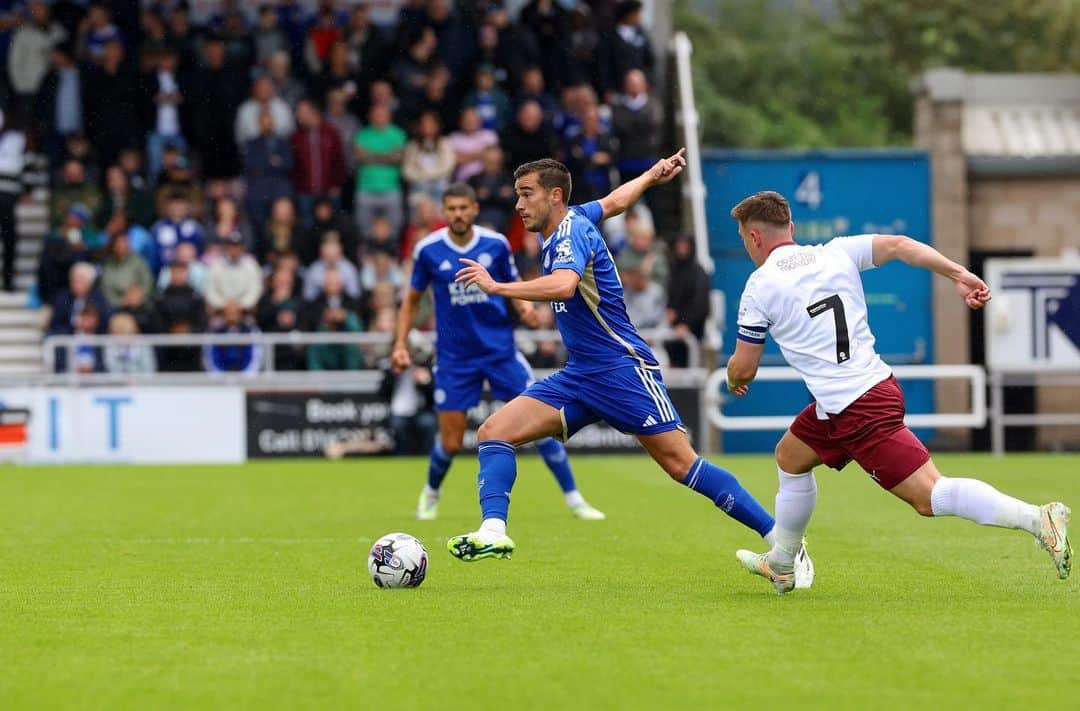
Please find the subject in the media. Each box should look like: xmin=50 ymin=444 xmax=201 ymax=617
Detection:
xmin=354 ymin=103 xmax=406 ymax=242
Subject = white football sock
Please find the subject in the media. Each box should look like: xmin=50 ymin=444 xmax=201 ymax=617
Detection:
xmin=564 ymin=490 xmax=586 ymax=508
xmin=929 ymin=477 xmax=1040 ymax=535
xmin=479 ymin=518 xmax=507 ymax=537
xmin=770 ymin=467 xmax=818 ymax=566
xmin=422 ymin=484 xmax=440 ymax=499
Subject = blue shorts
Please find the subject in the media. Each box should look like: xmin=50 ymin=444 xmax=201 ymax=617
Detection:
xmin=523 ymin=364 xmax=684 ymax=440
xmin=434 ymin=352 xmax=534 ymax=412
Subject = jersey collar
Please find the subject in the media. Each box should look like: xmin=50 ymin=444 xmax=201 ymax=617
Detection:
xmin=442 ymin=227 xmax=480 ymax=254
xmin=766 ymin=240 xmax=797 ymax=259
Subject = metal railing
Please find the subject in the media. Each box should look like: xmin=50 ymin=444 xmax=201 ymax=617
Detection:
xmin=988 ymin=369 xmax=1080 ymax=455
xmin=702 ymin=365 xmax=987 ymax=433
xmin=39 ymin=328 xmax=701 ymax=384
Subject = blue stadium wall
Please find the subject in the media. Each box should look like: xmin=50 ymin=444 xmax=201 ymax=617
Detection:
xmin=703 ymin=149 xmax=934 ymax=453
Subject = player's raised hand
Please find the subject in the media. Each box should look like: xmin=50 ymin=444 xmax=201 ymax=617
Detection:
xmin=955 ymin=271 xmax=992 ymax=310
xmin=456 ymin=258 xmax=498 ymax=294
xmin=650 ymin=148 xmax=687 ymax=185
xmin=391 ymin=343 xmax=412 ymax=373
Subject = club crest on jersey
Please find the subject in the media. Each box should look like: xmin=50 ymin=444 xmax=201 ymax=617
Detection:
xmin=478 ymin=252 xmax=493 ymax=268
xmin=553 ymin=240 xmax=574 ymax=264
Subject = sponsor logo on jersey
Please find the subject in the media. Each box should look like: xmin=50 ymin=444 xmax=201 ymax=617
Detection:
xmin=552 ymin=301 xmax=568 ymax=313
xmin=448 ymin=281 xmax=490 ymax=306
xmin=553 ymin=240 xmax=574 ymax=264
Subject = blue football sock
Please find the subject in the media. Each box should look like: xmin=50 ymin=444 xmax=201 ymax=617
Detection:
xmin=426 ymin=441 xmax=453 ymax=491
xmin=536 ymin=437 xmax=577 ymax=494
xmin=477 ymin=440 xmax=518 ymax=523
xmin=682 ymin=457 xmax=775 ymax=538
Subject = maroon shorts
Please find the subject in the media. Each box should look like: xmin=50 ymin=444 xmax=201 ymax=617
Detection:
xmin=789 ymin=376 xmax=930 ymax=490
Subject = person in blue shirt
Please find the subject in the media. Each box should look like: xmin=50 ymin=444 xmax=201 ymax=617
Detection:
xmin=393 ymin=183 xmax=605 ymax=522
xmin=447 ymin=152 xmax=809 ymax=577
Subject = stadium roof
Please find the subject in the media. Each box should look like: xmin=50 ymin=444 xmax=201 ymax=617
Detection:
xmin=918 ymin=69 xmax=1080 ymax=176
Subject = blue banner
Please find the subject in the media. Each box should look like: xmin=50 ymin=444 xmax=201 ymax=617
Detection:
xmin=704 ymin=149 xmax=934 ymax=452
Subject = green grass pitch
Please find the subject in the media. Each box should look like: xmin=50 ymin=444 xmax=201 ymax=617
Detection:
xmin=1 ymin=453 xmax=1078 ymax=709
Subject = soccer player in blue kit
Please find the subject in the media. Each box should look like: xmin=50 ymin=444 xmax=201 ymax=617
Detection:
xmin=448 ymin=151 xmax=811 ymax=574
xmin=393 ymin=183 xmax=605 ymax=521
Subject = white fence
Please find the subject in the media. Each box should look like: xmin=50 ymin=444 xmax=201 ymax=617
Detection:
xmin=702 ymin=365 xmax=987 ymax=432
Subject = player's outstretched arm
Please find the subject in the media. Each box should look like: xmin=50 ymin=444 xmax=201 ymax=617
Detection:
xmin=392 ymin=287 xmax=424 ymax=372
xmin=598 ymin=148 xmax=687 ymax=220
xmin=456 ymin=258 xmax=580 ymax=302
xmin=871 ymin=234 xmax=991 ymax=309
xmin=726 ymin=339 xmax=765 ymax=395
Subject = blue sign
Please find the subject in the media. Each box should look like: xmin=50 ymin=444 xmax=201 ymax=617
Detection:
xmin=704 ymin=149 xmax=934 ymax=452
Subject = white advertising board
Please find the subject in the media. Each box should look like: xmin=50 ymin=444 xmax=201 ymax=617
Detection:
xmin=0 ymin=387 xmax=245 ymax=464
xmin=984 ymin=257 xmax=1080 ymax=373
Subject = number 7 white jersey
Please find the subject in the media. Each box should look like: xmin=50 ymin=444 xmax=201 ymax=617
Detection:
xmin=736 ymin=235 xmax=893 ymax=415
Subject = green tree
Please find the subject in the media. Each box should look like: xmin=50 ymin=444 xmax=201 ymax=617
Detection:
xmin=676 ymin=0 xmax=1080 ymax=148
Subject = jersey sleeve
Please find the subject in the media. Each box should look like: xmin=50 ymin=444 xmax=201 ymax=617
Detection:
xmin=832 ymin=234 xmax=877 ymax=271
xmin=550 ymin=227 xmax=592 ymax=277
xmin=409 ymin=248 xmax=431 ymax=291
xmin=735 ymin=280 xmax=770 ymax=345
xmin=571 ymin=201 xmax=604 ymax=226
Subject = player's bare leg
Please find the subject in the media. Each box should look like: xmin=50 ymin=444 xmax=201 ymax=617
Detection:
xmin=447 ymin=396 xmax=564 ymax=561
xmin=890 ymin=458 xmax=1071 ymax=579
xmin=417 ymin=411 xmax=468 ymax=520
xmin=736 ymin=430 xmax=820 ymax=593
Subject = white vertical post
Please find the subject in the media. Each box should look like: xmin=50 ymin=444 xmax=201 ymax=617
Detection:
xmin=671 ymin=32 xmax=714 ymax=275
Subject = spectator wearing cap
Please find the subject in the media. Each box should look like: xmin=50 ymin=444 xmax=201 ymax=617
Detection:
xmin=290 ymin=99 xmax=346 ymax=224
xmin=464 ymin=64 xmax=512 ymax=133
xmin=403 ymin=111 xmax=455 ymax=203
xmin=50 ymin=159 xmax=102 ymax=231
xmin=151 ymin=191 xmax=203 ymax=274
xmin=303 ymin=237 xmax=361 ymax=302
xmin=99 ymin=230 xmax=153 ymax=308
xmin=354 ymin=103 xmax=407 ymax=241
xmin=501 ymin=101 xmax=559 ymax=169
xmin=468 ymin=145 xmax=515 ymax=233
xmin=7 ymin=0 xmax=67 ymax=128
xmin=236 ymin=75 xmax=295 ymax=149
xmin=611 ymin=69 xmax=662 ymax=185
xmin=37 ymin=204 xmax=95 ymax=305
xmin=203 ymin=301 xmax=262 ymax=375
xmin=611 ymin=1 xmax=654 ymax=86
xmin=449 ymin=107 xmax=498 ymax=183
xmin=206 ymin=230 xmax=264 ymax=314
xmin=141 ymin=48 xmax=187 ymax=187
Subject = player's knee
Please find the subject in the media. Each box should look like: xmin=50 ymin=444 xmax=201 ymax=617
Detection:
xmin=477 ymin=418 xmax=507 ymax=443
xmin=660 ymin=452 xmax=697 ymax=482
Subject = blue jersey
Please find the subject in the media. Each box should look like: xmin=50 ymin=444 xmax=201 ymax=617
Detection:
xmin=540 ymin=202 xmax=659 ymax=373
xmin=411 ymin=227 xmax=520 ymax=363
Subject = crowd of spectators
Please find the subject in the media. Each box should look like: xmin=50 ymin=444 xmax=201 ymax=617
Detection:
xmin=0 ymin=0 xmax=706 ymax=392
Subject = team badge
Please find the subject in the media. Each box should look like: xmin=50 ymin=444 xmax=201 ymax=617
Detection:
xmin=478 ymin=252 xmax=493 ymax=268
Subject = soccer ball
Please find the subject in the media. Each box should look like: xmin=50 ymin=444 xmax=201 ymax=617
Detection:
xmin=368 ymin=533 xmax=428 ymax=588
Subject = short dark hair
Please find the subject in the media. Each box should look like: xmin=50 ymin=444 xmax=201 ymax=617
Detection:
xmin=730 ymin=191 xmax=791 ymax=227
xmin=513 ymin=159 xmax=572 ymax=204
xmin=442 ymin=183 xmax=477 ymax=203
